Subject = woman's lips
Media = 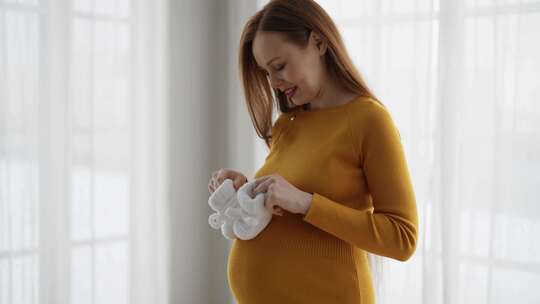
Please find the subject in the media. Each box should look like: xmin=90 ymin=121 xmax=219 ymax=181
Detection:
xmin=285 ymin=86 xmax=297 ymax=98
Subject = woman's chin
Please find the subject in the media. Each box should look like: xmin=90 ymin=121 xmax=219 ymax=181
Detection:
xmin=292 ymin=100 xmax=308 ymax=108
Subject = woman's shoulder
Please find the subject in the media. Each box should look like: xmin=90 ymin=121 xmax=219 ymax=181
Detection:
xmin=346 ymin=96 xmax=401 ymax=141
xmin=350 ymin=95 xmax=387 ymax=113
xmin=347 ymin=96 xmax=392 ymax=125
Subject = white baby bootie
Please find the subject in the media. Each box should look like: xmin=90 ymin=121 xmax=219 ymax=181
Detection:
xmin=234 ymin=180 xmax=272 ymax=240
xmin=207 ymin=178 xmax=273 ymax=240
xmin=208 ymin=179 xmax=239 ymax=240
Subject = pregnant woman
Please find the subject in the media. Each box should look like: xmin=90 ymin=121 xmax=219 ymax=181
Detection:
xmin=208 ymin=0 xmax=419 ymax=303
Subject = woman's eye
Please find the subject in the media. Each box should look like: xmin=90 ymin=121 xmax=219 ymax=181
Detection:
xmin=263 ymin=64 xmax=285 ymax=76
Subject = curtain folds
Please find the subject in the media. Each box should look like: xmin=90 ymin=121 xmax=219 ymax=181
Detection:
xmin=0 ymin=0 xmax=170 ymax=303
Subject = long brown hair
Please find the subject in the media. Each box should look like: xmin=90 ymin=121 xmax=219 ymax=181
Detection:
xmin=239 ymin=0 xmax=384 ymax=149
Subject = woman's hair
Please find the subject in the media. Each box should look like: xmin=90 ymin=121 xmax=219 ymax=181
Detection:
xmin=239 ymin=0 xmax=384 ymax=149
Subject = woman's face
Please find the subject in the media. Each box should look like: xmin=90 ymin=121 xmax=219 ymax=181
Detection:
xmin=252 ymin=31 xmax=327 ymax=107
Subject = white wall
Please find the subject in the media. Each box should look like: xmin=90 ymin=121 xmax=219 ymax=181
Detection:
xmin=167 ymin=0 xmax=259 ymax=303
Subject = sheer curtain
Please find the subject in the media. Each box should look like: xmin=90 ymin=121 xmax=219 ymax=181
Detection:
xmin=0 ymin=0 xmax=170 ymax=303
xmin=250 ymin=0 xmax=540 ymax=303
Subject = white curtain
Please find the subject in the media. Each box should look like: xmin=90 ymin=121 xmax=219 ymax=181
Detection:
xmin=251 ymin=0 xmax=540 ymax=303
xmin=0 ymin=0 xmax=170 ymax=303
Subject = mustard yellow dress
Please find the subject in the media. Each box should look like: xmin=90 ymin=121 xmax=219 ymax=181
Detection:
xmin=228 ymin=96 xmax=419 ymax=303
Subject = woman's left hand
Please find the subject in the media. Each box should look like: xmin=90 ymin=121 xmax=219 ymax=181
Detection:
xmin=251 ymin=174 xmax=313 ymax=216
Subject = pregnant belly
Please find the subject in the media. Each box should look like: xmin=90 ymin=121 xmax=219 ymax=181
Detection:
xmin=226 ymin=214 xmax=364 ymax=304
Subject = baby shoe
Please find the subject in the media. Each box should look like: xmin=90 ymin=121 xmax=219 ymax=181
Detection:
xmin=207 ymin=178 xmax=273 ymax=240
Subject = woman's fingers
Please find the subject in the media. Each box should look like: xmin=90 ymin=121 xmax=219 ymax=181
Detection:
xmin=216 ymin=168 xmax=234 ymax=185
xmin=232 ymin=174 xmax=248 ymax=191
xmin=209 ymin=168 xmax=248 ymax=194
xmin=273 ymin=206 xmax=284 ymax=216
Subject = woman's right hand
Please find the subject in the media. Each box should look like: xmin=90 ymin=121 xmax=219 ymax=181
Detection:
xmin=208 ymin=168 xmax=248 ymax=194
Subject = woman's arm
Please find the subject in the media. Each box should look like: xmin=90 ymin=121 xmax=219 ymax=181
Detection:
xmin=302 ymin=101 xmax=419 ymax=262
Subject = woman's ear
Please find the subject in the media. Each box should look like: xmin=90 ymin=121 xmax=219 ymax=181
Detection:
xmin=310 ymin=30 xmax=327 ymax=56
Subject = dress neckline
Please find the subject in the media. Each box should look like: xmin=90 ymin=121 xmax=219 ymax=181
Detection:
xmin=293 ymin=95 xmax=363 ymax=115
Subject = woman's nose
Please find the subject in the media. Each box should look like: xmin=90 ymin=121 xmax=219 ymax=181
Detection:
xmin=269 ymin=75 xmax=283 ymax=90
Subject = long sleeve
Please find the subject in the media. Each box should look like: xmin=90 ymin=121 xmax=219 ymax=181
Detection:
xmin=301 ymin=101 xmax=419 ymax=262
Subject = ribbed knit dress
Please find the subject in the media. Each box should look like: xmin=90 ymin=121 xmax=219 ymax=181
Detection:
xmin=227 ymin=96 xmax=419 ymax=304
